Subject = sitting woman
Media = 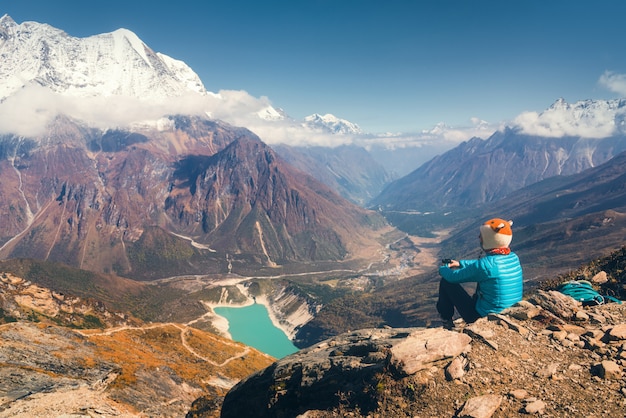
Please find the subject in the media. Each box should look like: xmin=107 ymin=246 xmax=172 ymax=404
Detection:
xmin=437 ymin=218 xmax=523 ymax=327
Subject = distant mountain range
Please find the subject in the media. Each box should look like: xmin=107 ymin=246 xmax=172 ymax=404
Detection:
xmin=372 ymin=124 xmax=626 ymax=211
xmin=2 ymin=13 xmax=626 ymax=285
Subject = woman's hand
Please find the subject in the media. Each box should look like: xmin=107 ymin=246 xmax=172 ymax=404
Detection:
xmin=447 ymin=260 xmax=460 ymax=268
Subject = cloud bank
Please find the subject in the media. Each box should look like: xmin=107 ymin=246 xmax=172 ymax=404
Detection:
xmin=3 ymin=72 xmax=623 ymax=149
xmin=511 ymin=72 xmax=626 ymax=139
xmin=0 ymin=84 xmax=495 ymax=150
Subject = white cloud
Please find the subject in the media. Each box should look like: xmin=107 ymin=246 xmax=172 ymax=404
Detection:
xmin=357 ymin=118 xmax=497 ymax=151
xmin=0 ymin=85 xmax=357 ymax=147
xmin=512 ymin=98 xmax=621 ymax=139
xmin=0 ymin=84 xmax=209 ymax=137
xmin=599 ymin=71 xmax=626 ymax=96
xmin=0 ymin=84 xmax=495 ymax=153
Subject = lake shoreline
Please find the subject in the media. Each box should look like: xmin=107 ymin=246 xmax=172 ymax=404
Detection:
xmin=205 ymin=294 xmax=291 ymax=340
xmin=212 ymin=302 xmax=298 ymax=358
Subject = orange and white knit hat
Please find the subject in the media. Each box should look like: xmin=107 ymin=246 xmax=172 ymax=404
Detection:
xmin=479 ymin=218 xmax=513 ymax=250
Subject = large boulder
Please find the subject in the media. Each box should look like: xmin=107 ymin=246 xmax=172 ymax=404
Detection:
xmin=220 ymin=327 xmax=471 ymax=418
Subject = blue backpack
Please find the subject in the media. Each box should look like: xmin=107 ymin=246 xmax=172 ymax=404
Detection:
xmin=558 ymin=280 xmax=622 ymax=306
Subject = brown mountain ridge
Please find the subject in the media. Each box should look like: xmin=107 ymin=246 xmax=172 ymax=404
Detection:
xmin=0 ymin=115 xmax=388 ymax=280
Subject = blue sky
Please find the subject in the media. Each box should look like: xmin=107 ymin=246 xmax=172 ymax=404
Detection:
xmin=3 ymin=0 xmax=626 ymax=135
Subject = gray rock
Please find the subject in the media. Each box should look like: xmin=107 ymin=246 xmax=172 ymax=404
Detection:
xmin=464 ymin=320 xmax=499 ymax=350
xmin=458 ymin=394 xmax=503 ymax=418
xmin=508 ymin=389 xmax=529 ymax=399
xmin=591 ymin=271 xmax=608 ymax=284
xmin=531 ymin=290 xmax=581 ymax=319
xmin=389 ymin=327 xmax=472 ymax=375
xmin=596 ymin=360 xmax=622 ymax=380
xmin=502 ymin=301 xmax=543 ymax=320
xmin=523 ymin=399 xmax=547 ymax=414
xmin=220 ymin=327 xmax=472 ymax=418
xmin=445 ymin=356 xmax=468 ymax=380
xmin=608 ymin=324 xmax=626 ymax=341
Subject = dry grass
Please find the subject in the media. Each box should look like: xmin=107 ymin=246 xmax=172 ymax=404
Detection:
xmin=84 ymin=323 xmax=273 ymax=390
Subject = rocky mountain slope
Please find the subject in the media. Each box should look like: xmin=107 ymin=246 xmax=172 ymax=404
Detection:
xmin=218 ymin=300 xmax=626 ymax=417
xmin=2 ymin=243 xmax=626 ymax=418
xmin=273 ymin=143 xmax=393 ymax=206
xmin=216 ymin=258 xmax=626 ymax=417
xmin=437 ymin=150 xmax=626 ymax=281
xmin=0 ymin=115 xmax=388 ymax=279
xmin=373 ymin=118 xmax=626 ymax=213
xmin=0 ymin=270 xmax=274 ymax=417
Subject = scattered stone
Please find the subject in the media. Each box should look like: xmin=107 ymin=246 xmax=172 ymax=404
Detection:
xmin=591 ymin=271 xmax=608 ymax=284
xmin=503 ymin=301 xmax=542 ymax=320
xmin=608 ymin=324 xmax=626 ymax=341
xmin=523 ymin=399 xmax=547 ymax=414
xmin=574 ymin=310 xmax=589 ymax=321
xmin=508 ymin=389 xmax=528 ymax=399
xmin=536 ymin=363 xmax=559 ymax=379
xmin=584 ymin=329 xmax=605 ymax=340
xmin=458 ymin=394 xmax=503 ymax=418
xmin=391 ymin=328 xmax=472 ymax=375
xmin=568 ymin=363 xmax=583 ymax=371
xmin=551 ymin=330 xmax=567 ymax=342
xmin=445 ymin=356 xmax=468 ymax=381
xmin=596 ymin=360 xmax=622 ymax=380
xmin=587 ymin=312 xmax=607 ymax=324
xmin=585 ymin=337 xmax=605 ymax=351
xmin=489 ymin=313 xmax=530 ymax=336
xmin=531 ymin=290 xmax=581 ymax=319
xmin=464 ymin=321 xmax=499 ymax=350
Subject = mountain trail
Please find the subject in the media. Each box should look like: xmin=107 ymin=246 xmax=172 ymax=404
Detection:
xmin=78 ymin=321 xmax=267 ymax=367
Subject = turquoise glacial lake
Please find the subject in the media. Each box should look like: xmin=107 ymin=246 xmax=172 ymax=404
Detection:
xmin=214 ymin=303 xmax=298 ymax=359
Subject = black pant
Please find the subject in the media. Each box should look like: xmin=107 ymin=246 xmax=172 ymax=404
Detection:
xmin=436 ymin=279 xmax=481 ymax=323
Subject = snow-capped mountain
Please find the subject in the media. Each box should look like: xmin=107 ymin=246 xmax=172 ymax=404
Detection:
xmin=0 ymin=14 xmax=206 ymax=101
xmin=373 ymin=97 xmax=626 ymax=212
xmin=303 ymin=113 xmax=362 ymax=135
xmin=513 ymin=97 xmax=626 ymax=138
xmin=0 ymin=15 xmax=366 ymax=144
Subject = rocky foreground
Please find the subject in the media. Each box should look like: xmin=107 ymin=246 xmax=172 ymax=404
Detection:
xmin=0 ymin=272 xmax=274 ymax=417
xmin=212 ymin=291 xmax=626 ymax=418
xmin=2 ymin=266 xmax=626 ymax=417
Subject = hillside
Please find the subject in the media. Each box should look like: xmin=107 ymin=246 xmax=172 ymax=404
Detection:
xmin=0 ymin=269 xmax=274 ymax=417
xmin=2 ymin=239 xmax=626 ymax=417
xmin=372 ymin=126 xmax=626 ymax=213
xmin=219 ymin=301 xmax=626 ymax=417
xmin=436 ymin=151 xmax=626 ymax=281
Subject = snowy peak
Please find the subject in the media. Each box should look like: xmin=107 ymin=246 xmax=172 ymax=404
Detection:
xmin=547 ymin=97 xmax=626 ymax=115
xmin=257 ymin=105 xmax=288 ymax=121
xmin=0 ymin=15 xmax=207 ymax=101
xmin=303 ymin=113 xmax=362 ymax=135
xmin=0 ymin=13 xmax=16 ymax=31
xmin=514 ymin=98 xmax=626 ymax=138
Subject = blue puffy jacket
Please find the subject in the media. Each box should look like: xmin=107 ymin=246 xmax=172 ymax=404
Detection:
xmin=438 ymin=252 xmax=523 ymax=317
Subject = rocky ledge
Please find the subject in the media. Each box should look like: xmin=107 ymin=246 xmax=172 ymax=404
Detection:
xmin=215 ymin=291 xmax=626 ymax=418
